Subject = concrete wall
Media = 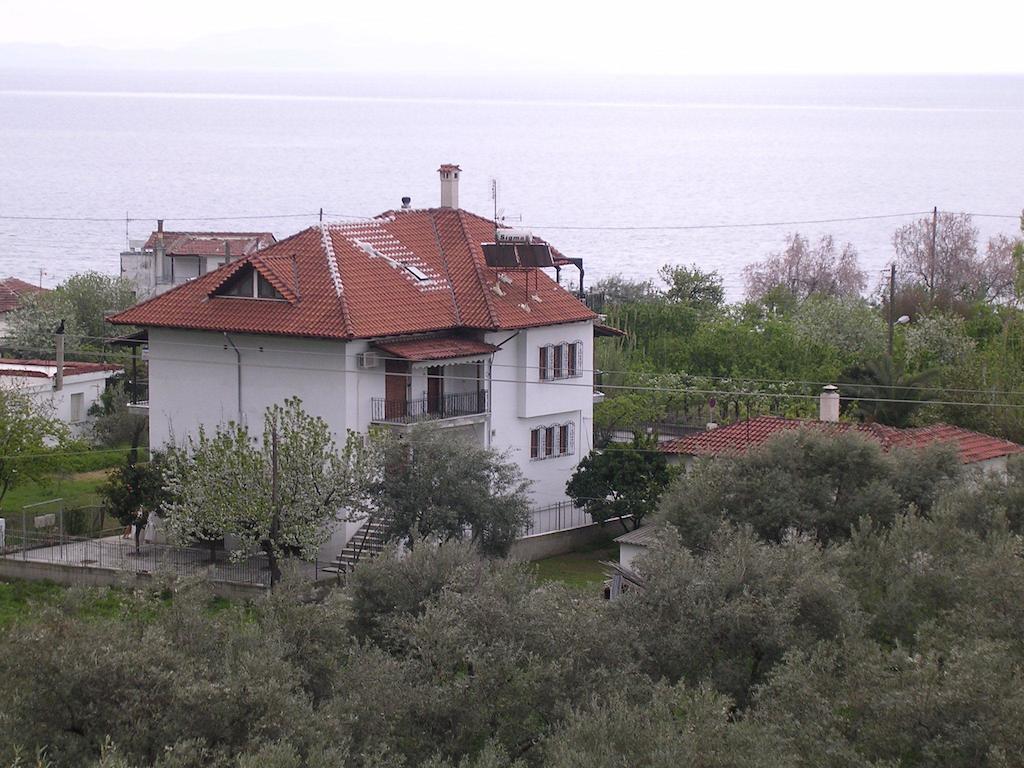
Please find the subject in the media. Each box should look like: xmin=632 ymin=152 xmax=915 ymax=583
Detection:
xmin=0 ymin=559 xmax=267 ymax=600
xmin=509 ymin=522 xmax=615 ymax=562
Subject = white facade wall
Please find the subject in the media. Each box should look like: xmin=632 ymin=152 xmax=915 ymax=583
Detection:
xmin=485 ymin=321 xmax=595 ymax=507
xmin=148 ymin=320 xmax=595 ymax=510
xmin=3 ymin=372 xmax=116 ymax=438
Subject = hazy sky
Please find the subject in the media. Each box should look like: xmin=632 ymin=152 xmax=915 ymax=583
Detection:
xmin=1 ymin=0 xmax=1022 ymax=75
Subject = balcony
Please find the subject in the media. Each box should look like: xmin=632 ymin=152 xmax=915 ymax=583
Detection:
xmin=371 ymin=389 xmax=488 ymax=425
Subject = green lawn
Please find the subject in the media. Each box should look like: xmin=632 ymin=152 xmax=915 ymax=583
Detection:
xmin=1 ymin=470 xmax=113 ymax=541
xmin=532 ymin=541 xmax=619 ymax=591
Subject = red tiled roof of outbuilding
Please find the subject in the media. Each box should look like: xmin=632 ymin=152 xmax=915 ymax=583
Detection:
xmin=0 ymin=277 xmax=48 ymax=313
xmin=110 ymin=209 xmax=596 ymax=340
xmin=142 ymin=231 xmax=276 ymax=257
xmin=660 ymin=415 xmax=1024 ymax=465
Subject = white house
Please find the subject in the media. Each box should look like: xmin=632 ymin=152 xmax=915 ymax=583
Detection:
xmin=0 ymin=358 xmax=123 ymax=437
xmin=120 ymin=224 xmax=276 ymax=300
xmin=111 ymin=165 xmax=611 ymax=553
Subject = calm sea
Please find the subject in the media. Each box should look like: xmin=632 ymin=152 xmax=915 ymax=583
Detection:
xmin=1 ymin=69 xmax=1022 ymax=298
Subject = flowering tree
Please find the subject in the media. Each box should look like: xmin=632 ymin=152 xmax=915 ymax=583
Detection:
xmin=162 ymin=398 xmax=374 ymax=583
xmin=744 ymin=233 xmax=866 ymax=304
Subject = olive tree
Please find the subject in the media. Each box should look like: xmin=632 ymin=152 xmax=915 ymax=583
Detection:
xmin=162 ymin=397 xmax=374 ymax=582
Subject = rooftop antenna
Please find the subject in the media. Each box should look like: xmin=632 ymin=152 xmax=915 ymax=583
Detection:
xmin=491 ymin=178 xmax=499 ymax=242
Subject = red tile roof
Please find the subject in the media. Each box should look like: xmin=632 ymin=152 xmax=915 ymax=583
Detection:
xmin=374 ymin=336 xmax=498 ymax=361
xmin=0 ymin=358 xmax=122 ymax=378
xmin=660 ymin=415 xmax=1024 ymax=465
xmin=142 ymin=231 xmax=276 ymax=257
xmin=0 ymin=277 xmax=48 ymax=314
xmin=110 ymin=209 xmax=596 ymax=340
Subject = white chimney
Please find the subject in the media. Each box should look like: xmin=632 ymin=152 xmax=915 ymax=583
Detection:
xmin=820 ymin=385 xmax=840 ymax=422
xmin=438 ymin=163 xmax=461 ymax=208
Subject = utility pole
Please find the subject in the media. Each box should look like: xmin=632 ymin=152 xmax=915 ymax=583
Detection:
xmin=269 ymin=424 xmax=280 ymax=587
xmin=54 ymin=319 xmax=65 ymax=392
xmin=928 ymin=205 xmax=938 ymax=301
xmin=887 ymin=263 xmax=896 ymax=358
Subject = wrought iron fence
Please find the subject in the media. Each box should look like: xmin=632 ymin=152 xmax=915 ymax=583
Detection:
xmin=522 ymin=501 xmax=594 ymax=537
xmin=371 ymin=389 xmax=488 ymax=424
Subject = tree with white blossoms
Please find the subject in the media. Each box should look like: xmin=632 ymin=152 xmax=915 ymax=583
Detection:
xmin=162 ymin=397 xmax=374 ymax=584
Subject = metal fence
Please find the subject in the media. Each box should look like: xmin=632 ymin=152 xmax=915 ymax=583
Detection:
xmin=371 ymin=390 xmax=488 ymax=424
xmin=2 ymin=530 xmax=275 ymax=586
xmin=522 ymin=501 xmax=594 ymax=537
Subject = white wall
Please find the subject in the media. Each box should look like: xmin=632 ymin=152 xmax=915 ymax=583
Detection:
xmin=486 ymin=321 xmax=595 ymax=507
xmin=5 ymin=372 xmax=116 ymax=438
xmin=619 ymin=542 xmax=645 ymax=572
xmin=120 ymin=250 xmax=157 ymax=300
xmin=148 ymin=328 xmax=360 ymax=450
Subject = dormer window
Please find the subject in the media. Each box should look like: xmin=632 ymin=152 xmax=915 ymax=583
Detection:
xmin=215 ymin=266 xmax=285 ymax=300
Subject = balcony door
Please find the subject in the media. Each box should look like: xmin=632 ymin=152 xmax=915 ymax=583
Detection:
xmin=384 ymin=359 xmax=410 ymax=420
xmin=427 ymin=366 xmax=444 ymax=416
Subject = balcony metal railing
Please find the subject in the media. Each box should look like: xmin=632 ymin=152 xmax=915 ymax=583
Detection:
xmin=371 ymin=390 xmax=488 ymax=424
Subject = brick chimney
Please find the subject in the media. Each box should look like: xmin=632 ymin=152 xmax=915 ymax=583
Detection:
xmin=438 ymin=164 xmax=461 ymax=208
xmin=820 ymin=385 xmax=840 ymax=422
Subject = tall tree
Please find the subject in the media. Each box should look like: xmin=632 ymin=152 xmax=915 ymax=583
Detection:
xmin=5 ymin=271 xmax=136 ymax=356
xmin=0 ymin=387 xmax=68 ymax=511
xmin=374 ymin=425 xmax=531 ymax=557
xmin=658 ymin=264 xmax=725 ymax=311
xmin=162 ymin=398 xmax=374 ymax=582
xmin=744 ymin=233 xmax=866 ymax=304
xmin=566 ymin=435 xmax=671 ymax=532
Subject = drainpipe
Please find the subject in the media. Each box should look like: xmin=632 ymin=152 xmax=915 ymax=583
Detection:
xmin=223 ymin=332 xmax=242 ymax=423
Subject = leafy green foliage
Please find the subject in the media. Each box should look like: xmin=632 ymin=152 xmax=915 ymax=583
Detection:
xmin=659 ymin=429 xmax=962 ymax=548
xmin=373 ymin=425 xmax=531 ymax=557
xmin=566 ymin=436 xmax=671 ymax=531
xmin=0 ymin=387 xmax=69 ymax=510
xmin=5 ymin=271 xmax=137 ymax=357
xmin=4 ymin=472 xmax=1024 ymax=767
xmin=657 ymin=263 xmax=725 ymax=311
xmin=99 ymin=453 xmax=168 ymax=527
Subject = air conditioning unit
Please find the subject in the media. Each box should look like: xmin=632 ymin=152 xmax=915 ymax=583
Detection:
xmin=357 ymin=351 xmax=378 ymax=369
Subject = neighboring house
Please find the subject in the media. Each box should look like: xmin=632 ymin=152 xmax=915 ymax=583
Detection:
xmin=0 ymin=358 xmax=123 ymax=437
xmin=110 ymin=165 xmax=607 ymax=552
xmin=120 ymin=223 xmax=276 ymax=300
xmin=660 ymin=387 xmax=1024 ymax=474
xmin=0 ymin=277 xmax=48 ymax=337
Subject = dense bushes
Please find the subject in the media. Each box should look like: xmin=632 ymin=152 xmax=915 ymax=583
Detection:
xmin=4 ymin=462 xmax=1024 ymax=768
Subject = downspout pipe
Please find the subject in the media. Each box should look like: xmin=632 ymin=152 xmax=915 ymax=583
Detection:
xmin=223 ymin=332 xmax=242 ymax=423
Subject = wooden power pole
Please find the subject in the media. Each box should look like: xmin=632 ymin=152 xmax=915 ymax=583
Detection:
xmin=888 ymin=263 xmax=896 ymax=358
xmin=928 ymin=206 xmax=938 ymax=300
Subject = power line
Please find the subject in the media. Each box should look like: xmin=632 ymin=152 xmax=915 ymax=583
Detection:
xmin=46 ymin=332 xmax=1024 ymax=400
xmin=1 ymin=208 xmax=1019 ymax=229
xmin=8 ymin=339 xmax=1024 ymax=410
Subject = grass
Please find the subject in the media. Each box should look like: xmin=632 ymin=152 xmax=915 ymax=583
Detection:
xmin=532 ymin=540 xmax=619 ymax=591
xmin=2 ymin=469 xmax=109 ymax=512
xmin=1 ymin=469 xmax=112 ymax=537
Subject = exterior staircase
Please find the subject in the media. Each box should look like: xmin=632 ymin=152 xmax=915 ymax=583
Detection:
xmin=321 ymin=516 xmax=390 ymax=577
